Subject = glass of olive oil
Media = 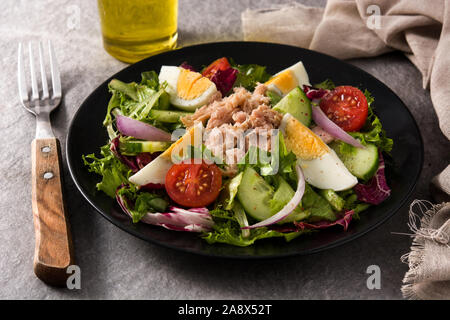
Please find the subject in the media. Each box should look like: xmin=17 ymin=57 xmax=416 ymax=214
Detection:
xmin=97 ymin=0 xmax=178 ymax=63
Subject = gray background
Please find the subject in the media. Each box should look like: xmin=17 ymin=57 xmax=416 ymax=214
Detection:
xmin=1 ymin=0 xmax=449 ymax=299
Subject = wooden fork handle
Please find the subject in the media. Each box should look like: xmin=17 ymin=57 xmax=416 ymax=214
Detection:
xmin=31 ymin=138 xmax=74 ymax=286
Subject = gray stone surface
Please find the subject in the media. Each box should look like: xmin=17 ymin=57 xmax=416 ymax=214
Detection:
xmin=0 ymin=0 xmax=449 ymax=300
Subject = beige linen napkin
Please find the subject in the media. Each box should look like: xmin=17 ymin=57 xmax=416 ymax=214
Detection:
xmin=242 ymin=0 xmax=450 ymax=139
xmin=242 ymin=0 xmax=450 ymax=299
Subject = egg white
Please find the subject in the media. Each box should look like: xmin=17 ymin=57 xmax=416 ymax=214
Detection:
xmin=267 ymin=61 xmax=311 ymax=96
xmin=158 ymin=66 xmax=218 ymax=112
xmin=299 ymin=150 xmax=358 ymax=191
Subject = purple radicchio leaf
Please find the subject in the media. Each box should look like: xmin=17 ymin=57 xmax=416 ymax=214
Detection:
xmin=303 ymin=85 xmax=330 ymax=101
xmin=115 ymin=186 xmax=214 ymax=233
xmin=180 ymin=62 xmax=196 ymax=72
xmin=110 ymin=137 xmax=139 ymax=173
xmin=354 ymin=153 xmax=391 ymax=205
xmin=294 ymin=210 xmax=356 ymax=232
xmin=209 ymin=67 xmax=238 ymax=96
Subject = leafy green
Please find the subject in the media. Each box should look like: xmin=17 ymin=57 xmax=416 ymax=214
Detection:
xmin=229 ymin=59 xmax=271 ymax=91
xmin=140 ymin=71 xmax=160 ymax=90
xmin=269 ymin=176 xmax=310 ymax=222
xmin=314 ymin=79 xmax=335 ymax=90
xmin=302 ymin=185 xmax=335 ymax=222
xmin=117 ymin=185 xmax=168 ymax=223
xmin=231 ymin=201 xmax=250 ymax=238
xmin=219 ymin=172 xmax=243 ymax=210
xmin=82 ymin=144 xmax=131 ymax=198
xmin=103 ymin=73 xmax=172 ymax=132
xmin=202 ymin=207 xmax=310 ymax=246
xmin=237 ymin=132 xmax=297 ymax=184
xmin=337 ymin=188 xmax=371 ymax=220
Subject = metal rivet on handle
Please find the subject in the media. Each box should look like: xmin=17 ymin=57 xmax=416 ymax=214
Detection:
xmin=43 ymin=172 xmax=54 ymax=180
xmin=41 ymin=146 xmax=51 ymax=153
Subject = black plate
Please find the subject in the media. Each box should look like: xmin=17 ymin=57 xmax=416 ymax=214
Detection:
xmin=66 ymin=41 xmax=423 ymax=259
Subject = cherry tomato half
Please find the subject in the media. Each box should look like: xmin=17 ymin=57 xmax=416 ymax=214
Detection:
xmin=165 ymin=160 xmax=222 ymax=208
xmin=202 ymin=57 xmax=231 ymax=78
xmin=319 ymin=86 xmax=369 ymax=132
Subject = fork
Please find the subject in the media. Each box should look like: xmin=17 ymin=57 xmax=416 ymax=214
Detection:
xmin=18 ymin=41 xmax=74 ymax=286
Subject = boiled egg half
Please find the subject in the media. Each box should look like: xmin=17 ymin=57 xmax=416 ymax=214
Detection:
xmin=129 ymin=122 xmax=203 ymax=186
xmin=159 ymin=66 xmax=218 ymax=112
xmin=265 ymin=61 xmax=311 ymax=96
xmin=280 ymin=113 xmax=357 ymax=191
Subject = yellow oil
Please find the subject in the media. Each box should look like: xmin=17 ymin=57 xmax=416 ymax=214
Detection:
xmin=98 ymin=0 xmax=178 ymax=63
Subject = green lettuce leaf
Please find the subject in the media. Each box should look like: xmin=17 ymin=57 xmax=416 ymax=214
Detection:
xmin=103 ymin=73 xmax=170 ymax=130
xmin=116 ymin=185 xmax=168 ymax=223
xmin=302 ymin=185 xmax=335 ymax=222
xmin=230 ymin=59 xmax=271 ymax=91
xmin=314 ymin=79 xmax=336 ymax=90
xmin=202 ymin=207 xmax=310 ymax=246
xmin=82 ymin=144 xmax=131 ymax=198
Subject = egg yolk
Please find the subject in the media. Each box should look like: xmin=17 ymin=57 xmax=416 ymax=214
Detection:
xmin=177 ymin=69 xmax=212 ymax=100
xmin=283 ymin=116 xmax=329 ymax=160
xmin=265 ymin=70 xmax=298 ymax=95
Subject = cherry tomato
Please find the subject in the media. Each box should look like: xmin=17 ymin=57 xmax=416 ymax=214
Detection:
xmin=165 ymin=160 xmax=222 ymax=208
xmin=319 ymin=86 xmax=368 ymax=132
xmin=202 ymin=57 xmax=231 ymax=78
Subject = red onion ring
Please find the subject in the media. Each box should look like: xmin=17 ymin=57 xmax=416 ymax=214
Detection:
xmin=311 ymin=105 xmax=365 ymax=148
xmin=243 ymin=164 xmax=305 ymax=229
xmin=116 ymin=114 xmax=171 ymax=141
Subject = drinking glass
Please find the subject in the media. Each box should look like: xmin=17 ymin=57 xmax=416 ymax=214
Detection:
xmin=97 ymin=0 xmax=178 ymax=63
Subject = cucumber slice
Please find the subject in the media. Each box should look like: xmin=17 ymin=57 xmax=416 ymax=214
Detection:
xmin=237 ymin=167 xmax=274 ymax=221
xmin=273 ymin=87 xmax=311 ymax=127
xmin=236 ymin=167 xmax=308 ymax=223
xmin=119 ymin=140 xmax=171 ymax=155
xmin=270 ymin=176 xmax=309 ymax=223
xmin=149 ymin=110 xmax=193 ymax=123
xmin=319 ymin=189 xmax=345 ymax=212
xmin=330 ymin=142 xmax=379 ymax=181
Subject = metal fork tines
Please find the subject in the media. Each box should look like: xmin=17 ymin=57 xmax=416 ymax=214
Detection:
xmin=18 ymin=41 xmax=62 ymax=138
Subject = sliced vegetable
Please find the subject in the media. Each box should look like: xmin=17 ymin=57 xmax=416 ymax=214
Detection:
xmin=116 ymin=114 xmax=171 ymax=141
xmin=319 ymin=86 xmax=368 ymax=132
xmin=354 ymin=153 xmax=391 ymax=204
xmin=270 ymin=176 xmax=310 ymax=223
xmin=312 ymin=105 xmax=364 ymax=148
xmin=202 ymin=57 xmax=231 ymax=78
xmin=273 ymin=87 xmax=312 ymax=127
xmin=165 ymin=160 xmax=222 ymax=208
xmin=149 ymin=109 xmax=193 ymax=123
xmin=203 ymin=208 xmax=308 ymax=246
xmin=330 ymin=142 xmax=379 ymax=180
xmin=236 ymin=166 xmax=274 ymax=221
xmin=109 ymin=137 xmax=139 ymax=173
xmin=119 ymin=140 xmax=170 ymax=155
xmin=243 ymin=164 xmax=305 ymax=229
